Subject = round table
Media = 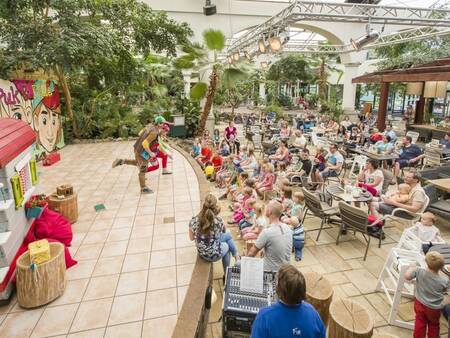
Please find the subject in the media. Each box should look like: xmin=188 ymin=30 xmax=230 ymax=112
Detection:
xmin=429 ymin=244 xmax=450 ymax=277
xmin=326 ymin=184 xmax=373 ymax=203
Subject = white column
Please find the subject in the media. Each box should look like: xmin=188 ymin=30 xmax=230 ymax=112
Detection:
xmin=342 ymin=63 xmax=360 ymax=117
xmin=259 ymin=82 xmax=266 ymax=101
xmin=182 ymin=70 xmax=192 ymax=98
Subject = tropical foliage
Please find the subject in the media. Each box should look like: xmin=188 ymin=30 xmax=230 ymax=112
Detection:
xmin=0 ymin=0 xmax=192 ymax=138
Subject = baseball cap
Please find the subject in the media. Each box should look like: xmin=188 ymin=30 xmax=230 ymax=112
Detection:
xmin=154 ymin=116 xmax=167 ymax=125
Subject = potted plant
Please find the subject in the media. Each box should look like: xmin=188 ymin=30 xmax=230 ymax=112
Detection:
xmin=25 ymin=194 xmax=48 ymax=219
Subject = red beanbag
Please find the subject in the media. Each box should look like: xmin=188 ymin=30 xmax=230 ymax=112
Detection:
xmin=33 ymin=208 xmax=73 ymax=246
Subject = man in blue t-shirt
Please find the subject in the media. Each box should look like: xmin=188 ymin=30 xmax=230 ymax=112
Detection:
xmin=250 ymin=265 xmax=326 ymax=338
xmin=393 ymin=136 xmax=423 ymax=177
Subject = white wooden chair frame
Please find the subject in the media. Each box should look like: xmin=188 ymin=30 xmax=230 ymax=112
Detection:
xmin=375 ymin=248 xmax=425 ymax=330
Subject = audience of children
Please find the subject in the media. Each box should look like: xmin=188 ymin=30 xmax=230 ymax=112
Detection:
xmin=193 ymin=119 xmax=449 ymax=337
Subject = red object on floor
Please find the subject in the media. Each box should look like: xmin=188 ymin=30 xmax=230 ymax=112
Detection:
xmin=43 ymin=152 xmax=61 ymax=166
xmin=0 ymin=118 xmax=36 ymax=169
xmin=414 ymin=299 xmax=441 ymax=338
xmin=0 ymin=209 xmax=77 ymax=294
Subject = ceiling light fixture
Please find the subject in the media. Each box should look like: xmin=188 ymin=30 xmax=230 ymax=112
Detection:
xmin=269 ymin=36 xmax=282 ymax=52
xmin=232 ymin=52 xmax=240 ymax=61
xmin=258 ymin=38 xmax=267 ymax=53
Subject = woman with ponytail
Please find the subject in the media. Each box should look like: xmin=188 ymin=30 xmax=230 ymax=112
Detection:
xmin=189 ymin=194 xmax=239 ymax=273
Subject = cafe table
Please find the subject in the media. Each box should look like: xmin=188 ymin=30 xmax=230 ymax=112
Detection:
xmin=427 ymin=178 xmax=450 ymax=193
xmin=326 ymin=184 xmax=373 ymax=204
xmin=350 ymin=147 xmax=399 ymax=162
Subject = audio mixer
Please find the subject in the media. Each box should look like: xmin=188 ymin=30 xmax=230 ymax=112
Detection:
xmin=222 ymin=266 xmax=277 ymax=338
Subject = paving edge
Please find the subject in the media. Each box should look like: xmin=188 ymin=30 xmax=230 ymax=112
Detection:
xmin=171 ymin=142 xmax=213 ymax=338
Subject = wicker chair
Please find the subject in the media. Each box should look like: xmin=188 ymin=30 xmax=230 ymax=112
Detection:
xmin=337 ymin=201 xmax=384 ymax=260
xmin=302 ymin=188 xmax=340 ymax=241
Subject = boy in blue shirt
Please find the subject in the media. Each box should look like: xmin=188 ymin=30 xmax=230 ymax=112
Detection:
xmin=251 ymin=265 xmax=326 ymax=338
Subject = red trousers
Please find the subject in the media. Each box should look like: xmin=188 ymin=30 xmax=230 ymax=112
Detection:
xmin=147 ymin=151 xmax=168 ymax=172
xmin=414 ymin=299 xmax=441 ymax=338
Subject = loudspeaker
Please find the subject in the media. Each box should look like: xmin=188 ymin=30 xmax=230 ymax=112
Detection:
xmin=203 ymin=4 xmax=217 ymax=16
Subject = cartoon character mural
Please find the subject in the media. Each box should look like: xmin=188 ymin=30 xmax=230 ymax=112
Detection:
xmin=0 ymin=79 xmax=63 ymax=153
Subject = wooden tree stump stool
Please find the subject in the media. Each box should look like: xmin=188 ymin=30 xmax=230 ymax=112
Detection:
xmin=48 ymin=192 xmax=78 ymax=223
xmin=329 ymin=299 xmax=373 ymax=338
xmin=303 ymin=272 xmax=333 ymax=326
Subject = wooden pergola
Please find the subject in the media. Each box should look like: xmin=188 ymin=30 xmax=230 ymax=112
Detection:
xmin=352 ymin=57 xmax=450 ymax=131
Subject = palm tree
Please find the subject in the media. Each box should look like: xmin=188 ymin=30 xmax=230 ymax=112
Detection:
xmin=175 ymin=29 xmax=247 ymax=136
xmin=307 ymin=52 xmax=343 ymax=102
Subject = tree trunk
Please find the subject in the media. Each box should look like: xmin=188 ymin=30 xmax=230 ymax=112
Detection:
xmin=197 ymin=65 xmax=219 ymax=137
xmin=55 ymin=65 xmax=80 ymax=138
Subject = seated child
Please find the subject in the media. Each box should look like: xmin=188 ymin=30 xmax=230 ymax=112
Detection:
xmin=312 ymin=147 xmax=326 ymax=173
xmin=390 ymin=183 xmax=411 ymax=204
xmin=290 ymin=216 xmax=305 ymax=261
xmin=241 ymin=204 xmax=267 ymax=240
xmin=220 ymin=171 xmax=249 ymax=200
xmin=191 ymin=138 xmax=201 ymax=158
xmin=209 ymin=150 xmax=223 ymax=177
xmin=238 ymin=199 xmax=257 ymax=231
xmin=220 ymin=140 xmax=231 ymax=157
xmin=255 ymin=164 xmax=276 ymax=196
xmin=215 ymin=156 xmax=235 ymax=188
xmin=230 ymin=188 xmax=253 ymax=224
xmin=405 ymin=251 xmax=450 ymax=337
xmin=196 ymin=141 xmax=213 ymax=168
xmin=411 ymin=212 xmax=445 ymax=253
xmin=213 ymin=129 xmax=221 ymax=149
xmin=282 ymin=191 xmax=304 ymax=223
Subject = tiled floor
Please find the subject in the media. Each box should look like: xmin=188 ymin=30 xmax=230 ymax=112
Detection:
xmin=0 ymin=141 xmax=199 ymax=337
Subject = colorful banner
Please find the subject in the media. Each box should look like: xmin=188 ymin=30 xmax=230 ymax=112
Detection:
xmin=0 ymin=79 xmax=62 ymax=153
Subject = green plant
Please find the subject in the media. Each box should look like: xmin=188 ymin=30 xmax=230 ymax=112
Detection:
xmin=276 ymin=93 xmax=293 ymax=107
xmin=263 ymin=103 xmax=285 ymax=121
xmin=319 ymin=100 xmax=344 ymax=121
xmin=178 ymin=98 xmax=201 ymax=137
xmin=305 ymin=93 xmax=319 ymax=108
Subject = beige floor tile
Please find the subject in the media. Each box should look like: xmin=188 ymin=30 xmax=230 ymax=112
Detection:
xmin=177 ymin=263 xmax=195 ymax=286
xmin=0 ymin=308 xmax=44 ymax=338
xmin=134 ymin=215 xmax=154 ymax=227
xmin=72 ymin=221 xmax=93 ymax=233
xmin=92 ymin=256 xmax=124 ymax=277
xmin=70 ymin=297 xmax=113 ymax=332
xmin=50 ymin=278 xmax=90 ymax=306
xmin=75 ymin=244 xmax=104 ymax=261
xmin=142 ymin=314 xmax=177 ymax=338
xmin=112 ymin=217 xmax=135 ymax=229
xmin=344 ymin=269 xmax=379 ymax=294
xmin=150 ymin=249 xmax=176 ymax=268
xmin=95 ymin=209 xmax=118 ymax=220
xmin=130 ymin=226 xmax=154 ymax=239
xmin=147 ymin=266 xmax=177 ymax=291
xmin=136 ymin=206 xmax=155 ymax=216
xmin=90 ymin=219 xmax=114 ymax=232
xmin=66 ymin=259 xmax=97 ymax=280
xmin=176 ymin=233 xmax=195 ymax=248
xmin=152 ymin=235 xmax=175 ymax=251
xmin=116 ymin=207 xmax=137 ymax=218
xmin=101 ymin=241 xmax=128 ymax=257
xmin=176 ymin=246 xmax=197 ymax=265
xmin=67 ymin=327 xmax=105 ymax=338
xmin=116 ymin=270 xmax=148 ymax=296
xmin=31 ymin=303 xmax=78 ymax=337
xmin=144 ymin=288 xmax=178 ymax=319
xmin=107 ymin=228 xmax=131 ymax=242
xmin=83 ymin=274 xmax=119 ymax=301
xmin=175 ymin=222 xmax=189 ymax=234
xmin=82 ymin=230 xmax=109 ymax=245
xmin=108 ymin=293 xmax=146 ymax=326
xmin=178 ymin=286 xmax=189 ymax=311
xmin=122 ymin=252 xmax=150 ymax=272
xmin=154 ymin=224 xmax=175 ymax=236
xmin=105 ymin=321 xmax=142 ymax=338
xmin=127 ymin=237 xmax=153 ymax=254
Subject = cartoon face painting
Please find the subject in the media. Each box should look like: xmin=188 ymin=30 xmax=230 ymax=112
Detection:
xmin=11 ymin=93 xmax=33 ymax=125
xmin=33 ymin=102 xmax=61 ymax=152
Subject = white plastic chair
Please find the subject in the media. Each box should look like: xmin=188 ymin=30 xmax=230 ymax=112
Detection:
xmin=396 ymin=227 xmax=424 ymax=253
xmin=348 ymin=155 xmax=368 ymax=179
xmin=406 ymin=131 xmax=419 ymax=144
xmin=376 ymin=248 xmax=425 ymax=330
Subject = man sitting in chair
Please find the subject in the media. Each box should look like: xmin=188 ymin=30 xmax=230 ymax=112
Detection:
xmin=311 ymin=143 xmax=343 ymax=188
xmin=393 ymin=136 xmax=423 ymax=178
xmin=371 ymin=171 xmax=427 ymax=220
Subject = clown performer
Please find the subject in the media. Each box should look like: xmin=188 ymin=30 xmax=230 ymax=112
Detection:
xmin=112 ymin=116 xmax=171 ymax=194
xmin=146 ymin=122 xmax=173 ymax=173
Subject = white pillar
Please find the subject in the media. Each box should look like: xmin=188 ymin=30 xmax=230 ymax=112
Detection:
xmin=342 ymin=63 xmax=360 ymax=117
xmin=259 ymin=82 xmax=266 ymax=101
xmin=182 ymin=70 xmax=192 ymax=98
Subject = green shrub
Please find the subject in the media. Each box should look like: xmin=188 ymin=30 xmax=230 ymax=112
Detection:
xmin=262 ymin=103 xmax=285 ymax=121
xmin=276 ymin=93 xmax=293 ymax=107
